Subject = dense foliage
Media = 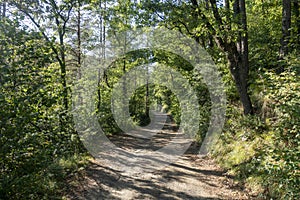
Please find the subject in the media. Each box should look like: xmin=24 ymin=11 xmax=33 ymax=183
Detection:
xmin=212 ymin=65 xmax=300 ymax=199
xmin=0 ymin=0 xmax=299 ymax=199
xmin=0 ymin=17 xmax=86 ymax=199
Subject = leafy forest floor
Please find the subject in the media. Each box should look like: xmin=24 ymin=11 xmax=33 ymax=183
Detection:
xmin=64 ymin=114 xmax=258 ymax=200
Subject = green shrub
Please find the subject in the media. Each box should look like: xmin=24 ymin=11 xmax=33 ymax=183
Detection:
xmin=211 ymin=64 xmax=300 ymax=199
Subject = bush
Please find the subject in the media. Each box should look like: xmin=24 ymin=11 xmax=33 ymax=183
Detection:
xmin=211 ymin=64 xmax=300 ymax=199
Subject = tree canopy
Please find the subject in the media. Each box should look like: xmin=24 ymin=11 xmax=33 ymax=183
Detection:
xmin=0 ymin=0 xmax=299 ymax=199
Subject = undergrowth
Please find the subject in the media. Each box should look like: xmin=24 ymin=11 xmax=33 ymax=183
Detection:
xmin=0 ymin=153 xmax=90 ymax=199
xmin=211 ymin=64 xmax=300 ymax=199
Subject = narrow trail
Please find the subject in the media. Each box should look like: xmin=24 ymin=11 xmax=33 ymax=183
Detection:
xmin=66 ymin=112 xmax=252 ymax=200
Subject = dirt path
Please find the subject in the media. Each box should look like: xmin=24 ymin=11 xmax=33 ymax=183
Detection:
xmin=66 ymin=113 xmax=252 ymax=200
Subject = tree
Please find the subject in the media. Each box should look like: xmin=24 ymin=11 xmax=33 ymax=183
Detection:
xmin=280 ymin=0 xmax=291 ymax=58
xmin=9 ymin=0 xmax=75 ymax=113
xmin=292 ymin=0 xmax=300 ymax=48
xmin=141 ymin=0 xmax=253 ymax=114
xmin=0 ymin=1 xmax=6 ymax=19
xmin=173 ymin=0 xmax=254 ymax=114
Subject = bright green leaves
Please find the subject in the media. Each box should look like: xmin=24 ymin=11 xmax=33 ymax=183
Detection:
xmin=0 ymin=17 xmax=85 ymax=199
xmin=247 ymin=0 xmax=282 ymax=69
xmin=212 ymin=65 xmax=300 ymax=199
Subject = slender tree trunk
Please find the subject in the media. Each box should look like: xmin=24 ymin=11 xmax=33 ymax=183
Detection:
xmin=145 ymin=65 xmax=150 ymax=117
xmin=97 ymin=0 xmax=105 ymax=110
xmin=226 ymin=0 xmax=253 ymax=114
xmin=293 ymin=0 xmax=300 ymax=47
xmin=280 ymin=0 xmax=292 ymax=58
xmin=231 ymin=0 xmax=253 ymax=115
xmin=239 ymin=0 xmax=252 ymax=114
xmin=1 ymin=2 xmax=6 ymax=18
xmin=77 ymin=0 xmax=83 ymax=107
xmin=122 ymin=17 xmax=128 ymax=120
xmin=77 ymin=0 xmax=81 ymax=69
xmin=55 ymin=14 xmax=68 ymax=112
xmin=61 ymin=56 xmax=68 ymax=111
xmin=58 ymin=29 xmax=68 ymax=111
xmin=57 ymin=29 xmax=68 ymax=130
xmin=123 ymin=58 xmax=126 ymax=94
xmin=97 ymin=69 xmax=101 ymax=110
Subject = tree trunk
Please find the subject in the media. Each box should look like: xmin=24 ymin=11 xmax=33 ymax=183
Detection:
xmin=97 ymin=69 xmax=101 ymax=110
xmin=293 ymin=0 xmax=300 ymax=47
xmin=190 ymin=0 xmax=254 ymax=114
xmin=227 ymin=51 xmax=253 ymax=115
xmin=77 ymin=0 xmax=83 ymax=107
xmin=280 ymin=0 xmax=291 ymax=58
xmin=58 ymin=28 xmax=68 ymax=111
xmin=239 ymin=0 xmax=252 ymax=114
xmin=77 ymin=0 xmax=81 ymax=69
xmin=1 ymin=2 xmax=6 ymax=18
xmin=225 ymin=0 xmax=253 ymax=114
xmin=97 ymin=0 xmax=105 ymax=110
xmin=231 ymin=0 xmax=253 ymax=115
xmin=145 ymin=65 xmax=150 ymax=117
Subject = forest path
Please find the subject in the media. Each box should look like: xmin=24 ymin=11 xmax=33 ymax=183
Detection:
xmin=66 ymin=112 xmax=251 ymax=200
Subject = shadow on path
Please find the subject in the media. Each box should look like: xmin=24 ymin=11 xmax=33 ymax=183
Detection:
xmin=66 ymin=113 xmax=250 ymax=200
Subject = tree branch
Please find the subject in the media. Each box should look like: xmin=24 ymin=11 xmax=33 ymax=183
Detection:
xmin=209 ymin=0 xmax=224 ymax=29
xmin=12 ymin=2 xmax=63 ymax=67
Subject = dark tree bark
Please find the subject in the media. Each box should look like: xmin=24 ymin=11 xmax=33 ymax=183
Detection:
xmin=226 ymin=0 xmax=253 ymax=114
xmin=97 ymin=0 xmax=106 ymax=111
xmin=77 ymin=0 xmax=81 ymax=69
xmin=75 ymin=0 xmax=84 ymax=107
xmin=145 ymin=65 xmax=150 ymax=117
xmin=280 ymin=0 xmax=292 ymax=58
xmin=191 ymin=0 xmax=253 ymax=114
xmin=97 ymin=0 xmax=103 ymax=111
xmin=1 ymin=2 xmax=6 ymax=18
xmin=226 ymin=46 xmax=253 ymax=115
xmin=292 ymin=0 xmax=300 ymax=47
xmin=57 ymin=19 xmax=69 ymax=111
xmin=236 ymin=0 xmax=252 ymax=115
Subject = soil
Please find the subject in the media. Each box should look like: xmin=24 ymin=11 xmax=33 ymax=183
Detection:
xmin=65 ymin=113 xmax=254 ymax=200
